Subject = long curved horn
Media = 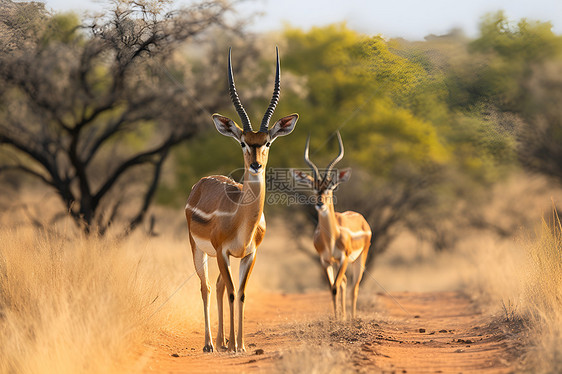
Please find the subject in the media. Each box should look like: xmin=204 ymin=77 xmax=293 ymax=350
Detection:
xmin=325 ymin=131 xmax=344 ymax=178
xmin=228 ymin=48 xmax=252 ymax=132
xmin=259 ymin=47 xmax=280 ymax=133
xmin=304 ymin=133 xmax=320 ymax=182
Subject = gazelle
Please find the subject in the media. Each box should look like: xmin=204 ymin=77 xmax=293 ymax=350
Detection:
xmin=292 ymin=132 xmax=371 ymax=320
xmin=185 ymin=48 xmax=298 ymax=352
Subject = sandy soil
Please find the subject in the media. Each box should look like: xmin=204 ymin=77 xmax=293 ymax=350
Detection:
xmin=136 ymin=290 xmax=525 ymax=373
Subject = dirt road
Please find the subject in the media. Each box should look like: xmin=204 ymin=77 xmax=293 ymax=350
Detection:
xmin=138 ymin=291 xmax=524 ymax=373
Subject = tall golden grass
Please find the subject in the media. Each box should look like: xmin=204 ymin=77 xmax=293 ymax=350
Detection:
xmin=523 ymin=210 xmax=562 ymax=372
xmin=0 ymin=226 xmax=200 ymax=374
xmin=470 ymin=207 xmax=562 ymax=372
xmin=1 ymin=175 xmax=561 ymax=373
xmin=0 ymin=208 xmax=328 ymax=374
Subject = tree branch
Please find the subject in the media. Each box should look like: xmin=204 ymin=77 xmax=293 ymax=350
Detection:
xmin=92 ymin=137 xmax=179 ymax=208
xmin=123 ymin=148 xmax=169 ymax=236
xmin=0 ymin=164 xmax=53 ymax=186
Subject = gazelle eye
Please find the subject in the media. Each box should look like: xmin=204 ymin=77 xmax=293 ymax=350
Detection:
xmin=241 ymin=142 xmax=246 ymax=148
xmin=266 ymin=142 xmax=271 ymax=147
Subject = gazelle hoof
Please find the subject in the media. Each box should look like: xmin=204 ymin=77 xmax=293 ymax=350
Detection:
xmin=203 ymin=344 xmax=214 ymax=353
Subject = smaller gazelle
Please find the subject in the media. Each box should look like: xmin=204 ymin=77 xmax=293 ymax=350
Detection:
xmin=293 ymin=132 xmax=371 ymax=319
xmin=186 ymin=48 xmax=298 ymax=352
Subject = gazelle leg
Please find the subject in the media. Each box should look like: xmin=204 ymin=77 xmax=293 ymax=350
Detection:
xmin=340 ymin=274 xmax=347 ymax=320
xmin=332 ymin=257 xmax=349 ymax=320
xmin=216 ymin=250 xmax=237 ymax=352
xmin=192 ymin=245 xmax=213 ymax=352
xmin=351 ymin=247 xmax=368 ymax=319
xmin=322 ymin=262 xmax=337 ymax=317
xmin=216 ymin=273 xmax=227 ymax=350
xmin=324 ymin=263 xmax=335 ymax=287
xmin=237 ymin=251 xmax=256 ymax=352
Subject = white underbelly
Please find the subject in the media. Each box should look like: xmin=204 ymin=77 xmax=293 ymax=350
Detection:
xmin=191 ymin=213 xmax=264 ymax=258
xmin=228 ymin=245 xmax=256 ymax=258
xmin=324 ymin=246 xmax=363 ymax=263
xmin=191 ymin=234 xmax=216 ymax=257
xmin=323 ymin=246 xmax=343 ymax=265
xmin=225 ymin=233 xmax=256 ymax=258
xmin=348 ymin=247 xmax=363 ymax=262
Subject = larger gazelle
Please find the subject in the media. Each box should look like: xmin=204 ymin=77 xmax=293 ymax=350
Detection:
xmin=185 ymin=48 xmax=298 ymax=352
xmin=292 ymin=132 xmax=371 ymax=320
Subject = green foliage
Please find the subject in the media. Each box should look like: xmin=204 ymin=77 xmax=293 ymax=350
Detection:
xmin=176 ymin=129 xmax=241 ymax=186
xmin=450 ymin=11 xmax=562 ymax=111
xmin=41 ymin=13 xmax=82 ymax=45
xmin=472 ymin=11 xmax=562 ymax=62
xmin=169 ymin=22 xmax=519 ymax=207
xmin=280 ymin=24 xmax=451 ymax=176
xmin=344 ymin=98 xmax=449 ymax=176
xmin=279 ymin=24 xmax=516 ymax=185
xmin=9 ymin=2 xmax=559 ymax=252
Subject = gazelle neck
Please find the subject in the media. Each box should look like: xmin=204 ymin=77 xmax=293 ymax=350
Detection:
xmin=237 ymin=169 xmax=266 ymax=234
xmin=317 ymin=194 xmax=340 ymax=238
xmin=243 ymin=169 xmax=266 ymax=203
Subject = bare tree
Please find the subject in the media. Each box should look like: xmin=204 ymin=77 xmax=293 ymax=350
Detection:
xmin=289 ymin=161 xmax=515 ymax=270
xmin=0 ymin=0 xmax=238 ymax=235
xmin=336 ymin=166 xmax=442 ymax=268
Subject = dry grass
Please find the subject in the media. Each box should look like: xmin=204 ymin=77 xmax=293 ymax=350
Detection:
xmin=0 ymin=202 xmax=331 ymax=374
xmin=0 ymin=224 xmax=201 ymax=374
xmin=467 ymin=208 xmax=562 ymax=372
xmin=522 ymin=212 xmax=562 ymax=372
xmin=2 ymin=174 xmax=562 ymax=373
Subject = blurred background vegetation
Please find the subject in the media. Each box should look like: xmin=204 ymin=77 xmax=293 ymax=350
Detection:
xmin=1 ymin=0 xmax=562 ymax=268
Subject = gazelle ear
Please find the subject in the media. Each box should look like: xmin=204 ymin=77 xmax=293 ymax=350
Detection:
xmin=330 ymin=167 xmax=352 ymax=189
xmin=268 ymin=114 xmax=298 ymax=143
xmin=337 ymin=168 xmax=352 ymax=183
xmin=212 ymin=114 xmax=243 ymax=142
xmin=291 ymin=169 xmax=314 ymax=188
